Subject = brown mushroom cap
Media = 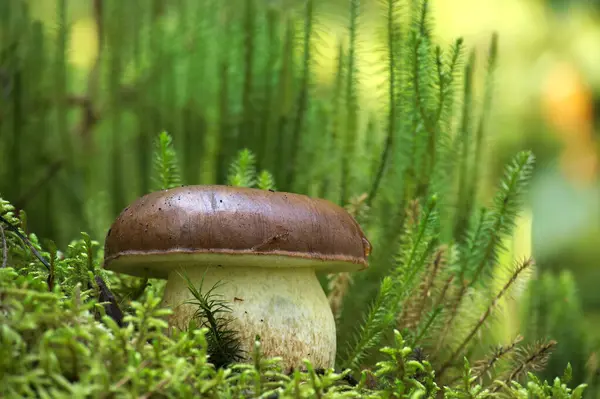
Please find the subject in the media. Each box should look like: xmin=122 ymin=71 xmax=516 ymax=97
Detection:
xmin=103 ymin=185 xmax=371 ymax=279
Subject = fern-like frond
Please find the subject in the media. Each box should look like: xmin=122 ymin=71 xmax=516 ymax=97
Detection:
xmin=256 ymin=170 xmax=276 ymax=191
xmin=340 ymin=276 xmax=396 ymax=371
xmin=467 ymin=33 xmax=498 ymax=215
xmin=181 ymin=270 xmax=244 ymax=368
xmin=436 ymin=152 xmax=534 ymax=356
xmin=428 ymin=38 xmax=465 ymax=241
xmin=341 ymin=0 xmax=361 ymax=204
xmin=492 ymin=339 xmax=557 ymax=392
xmin=398 ymin=244 xmax=446 ymax=331
xmin=438 ymin=258 xmax=534 ymax=378
xmin=393 ymin=194 xmax=439 ymax=291
xmin=321 ymin=40 xmax=346 ymax=203
xmin=227 ymin=148 xmax=257 ymax=188
xmin=452 ymin=49 xmax=477 ymax=244
xmin=151 ymin=131 xmax=182 ymax=191
xmin=287 ymin=0 xmax=315 ymax=187
xmin=468 ymin=334 xmax=523 ymax=386
xmin=465 ymin=151 xmax=535 ymax=286
xmin=367 ymin=0 xmax=404 ymax=205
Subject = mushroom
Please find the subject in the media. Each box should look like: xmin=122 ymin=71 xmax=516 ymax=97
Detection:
xmin=102 ymin=185 xmax=371 ymax=371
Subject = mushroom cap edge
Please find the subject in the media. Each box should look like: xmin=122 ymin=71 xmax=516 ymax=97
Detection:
xmin=102 ymin=185 xmax=371 ymax=279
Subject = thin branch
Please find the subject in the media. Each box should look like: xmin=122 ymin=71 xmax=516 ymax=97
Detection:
xmin=438 ymin=258 xmax=534 ymax=378
xmin=446 ymin=335 xmax=523 ymax=387
xmin=492 ymin=340 xmax=557 ymax=393
xmin=0 ymin=215 xmax=50 ymax=271
xmin=0 ymin=223 xmax=7 ymax=268
xmin=439 ymin=154 xmax=532 ymax=352
xmin=93 ymin=275 xmax=125 ymax=327
xmin=472 ymin=335 xmax=523 ymax=383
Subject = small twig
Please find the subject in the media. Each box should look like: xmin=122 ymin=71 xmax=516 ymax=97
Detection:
xmin=0 ymin=215 xmax=50 ymax=271
xmin=0 ymin=223 xmax=7 ymax=268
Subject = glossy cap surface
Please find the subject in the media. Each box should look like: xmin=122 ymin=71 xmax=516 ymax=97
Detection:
xmin=103 ymin=185 xmax=371 ymax=278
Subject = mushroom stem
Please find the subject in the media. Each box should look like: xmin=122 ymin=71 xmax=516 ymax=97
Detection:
xmin=162 ymin=263 xmax=337 ymax=371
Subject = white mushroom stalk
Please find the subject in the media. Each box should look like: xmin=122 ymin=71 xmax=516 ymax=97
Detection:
xmin=164 ymin=261 xmax=335 ymax=369
xmin=102 ymin=185 xmax=371 ymax=371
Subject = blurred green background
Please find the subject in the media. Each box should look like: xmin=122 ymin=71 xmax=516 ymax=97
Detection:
xmin=2 ymin=0 xmax=600 ymax=392
xmin=20 ymin=0 xmax=600 ymax=322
